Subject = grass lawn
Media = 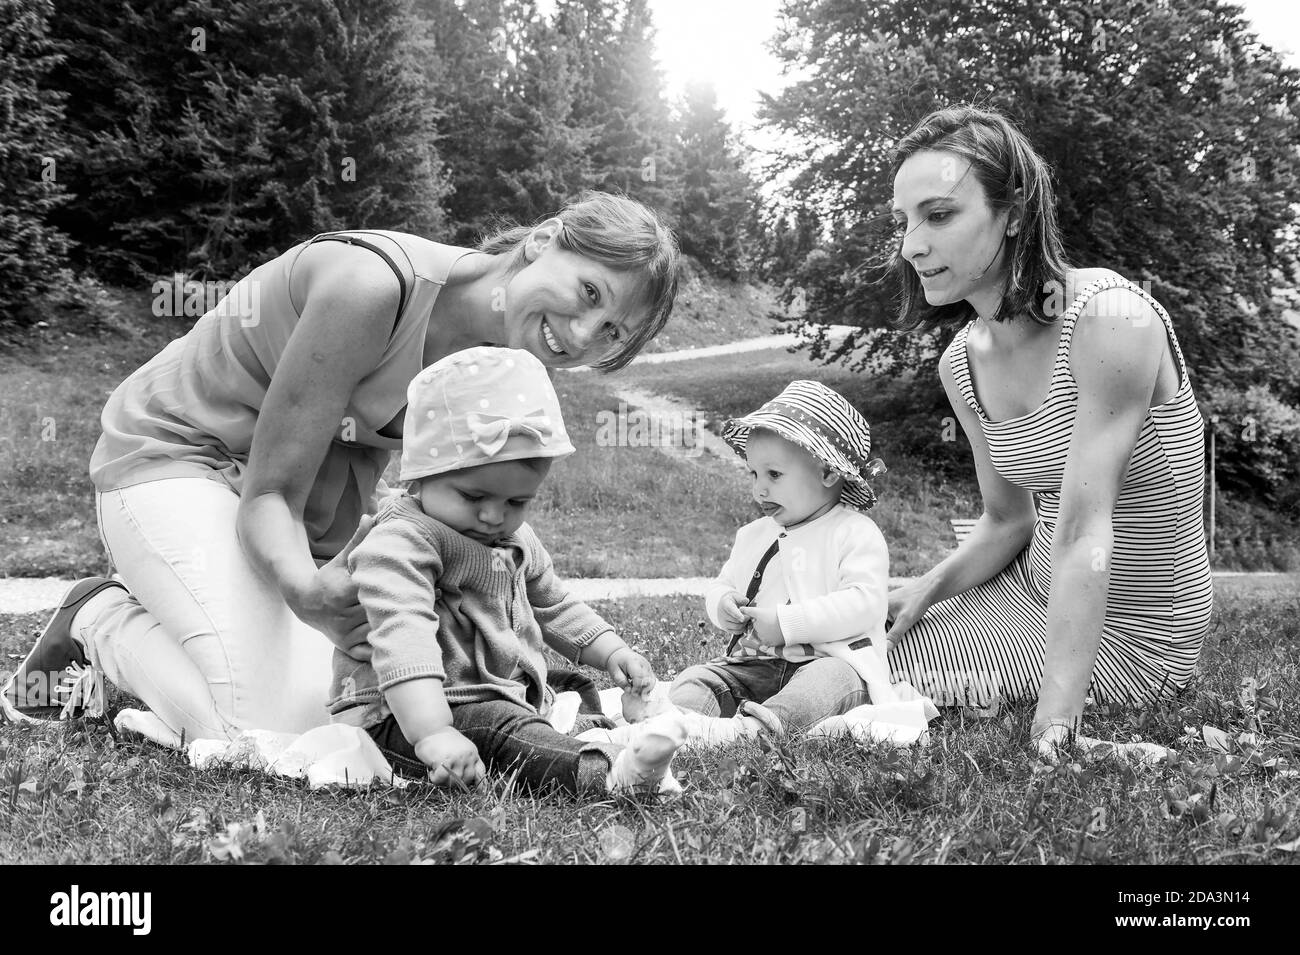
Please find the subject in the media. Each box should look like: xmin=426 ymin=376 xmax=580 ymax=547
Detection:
xmin=1 ymin=575 xmax=1296 ymax=865
xmin=0 ymin=288 xmax=186 ymax=579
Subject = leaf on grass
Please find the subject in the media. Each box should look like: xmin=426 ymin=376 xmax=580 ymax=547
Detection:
xmin=180 ymin=808 xmax=209 ymax=833
xmin=598 ymin=824 xmax=635 ymax=863
xmin=1215 ymin=812 xmax=1244 ymax=835
xmin=1163 ymin=784 xmax=1190 ymax=817
xmin=206 ymin=823 xmax=250 ymax=863
xmin=1273 ymin=835 xmax=1300 ymax=853
xmin=1238 ymin=677 xmax=1257 ymax=711
xmin=1213 ymin=753 xmax=1243 ymax=776
xmin=1086 ymin=806 xmax=1108 ymax=834
xmin=383 ymin=845 xmax=412 ymax=866
xmin=262 ymin=831 xmax=290 ymax=865
xmin=1202 ymin=725 xmax=1232 ymax=754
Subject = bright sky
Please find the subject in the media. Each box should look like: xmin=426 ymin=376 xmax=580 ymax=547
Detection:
xmin=647 ymin=0 xmax=1300 ymax=134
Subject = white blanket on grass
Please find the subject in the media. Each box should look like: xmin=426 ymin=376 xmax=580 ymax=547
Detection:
xmin=113 ymin=669 xmax=938 ymax=788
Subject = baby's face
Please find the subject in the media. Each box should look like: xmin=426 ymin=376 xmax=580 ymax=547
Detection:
xmin=416 ymin=458 xmax=551 ymax=545
xmin=744 ymin=429 xmax=842 ymax=528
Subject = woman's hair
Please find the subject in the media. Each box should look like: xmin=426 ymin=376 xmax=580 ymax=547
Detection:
xmin=887 ymin=105 xmax=1071 ymax=333
xmin=478 ymin=191 xmax=681 ymax=371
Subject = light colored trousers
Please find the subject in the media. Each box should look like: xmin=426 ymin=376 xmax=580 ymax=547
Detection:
xmin=87 ymin=478 xmax=335 ymax=742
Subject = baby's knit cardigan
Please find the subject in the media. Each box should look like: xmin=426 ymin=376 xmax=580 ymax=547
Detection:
xmin=328 ymin=493 xmax=613 ymax=724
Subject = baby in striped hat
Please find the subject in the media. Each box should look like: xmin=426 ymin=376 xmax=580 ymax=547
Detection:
xmin=665 ymin=379 xmax=895 ymax=742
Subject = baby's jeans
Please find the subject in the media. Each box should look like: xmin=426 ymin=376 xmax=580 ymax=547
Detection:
xmin=367 ymin=680 xmax=620 ymax=792
xmin=669 ymin=655 xmax=867 ymax=732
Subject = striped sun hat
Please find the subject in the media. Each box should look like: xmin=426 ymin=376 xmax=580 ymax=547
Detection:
xmin=721 ymin=380 xmax=886 ymax=511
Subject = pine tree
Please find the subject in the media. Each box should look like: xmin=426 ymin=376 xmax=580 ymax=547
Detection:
xmin=674 ymin=80 xmax=757 ymax=277
xmin=174 ymin=0 xmax=451 ymax=277
xmin=0 ymin=0 xmax=70 ymax=323
xmin=413 ymin=0 xmax=518 ymax=242
xmin=44 ymin=0 xmax=203 ymax=281
xmin=494 ymin=4 xmax=597 ymax=223
xmin=45 ymin=0 xmax=452 ymax=281
xmin=569 ymin=0 xmax=674 ymax=209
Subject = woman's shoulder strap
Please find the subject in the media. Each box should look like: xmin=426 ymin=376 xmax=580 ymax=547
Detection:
xmin=306 ymin=231 xmax=416 ymax=335
xmin=1058 ymin=274 xmax=1180 ymax=367
xmin=943 ymin=320 xmax=984 ymax=417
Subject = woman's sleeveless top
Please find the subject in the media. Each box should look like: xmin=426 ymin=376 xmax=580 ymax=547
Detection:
xmin=889 ymin=277 xmax=1213 ymax=705
xmin=89 ymin=231 xmax=473 ymax=559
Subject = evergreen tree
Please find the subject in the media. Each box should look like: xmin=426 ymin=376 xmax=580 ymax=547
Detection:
xmin=0 ymin=0 xmax=71 ymax=324
xmin=46 ymin=0 xmax=451 ymax=280
xmin=174 ymin=0 xmax=450 ymax=277
xmin=494 ymin=4 xmax=597 ymax=223
xmin=413 ymin=0 xmax=517 ymax=243
xmin=568 ymin=0 xmax=675 ymax=209
xmin=674 ymin=80 xmax=757 ymax=277
xmin=44 ymin=0 xmax=206 ymax=280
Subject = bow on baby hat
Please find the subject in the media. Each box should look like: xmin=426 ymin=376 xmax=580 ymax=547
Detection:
xmin=466 ymin=409 xmax=556 ymax=456
xmin=399 ymin=347 xmax=575 ymax=482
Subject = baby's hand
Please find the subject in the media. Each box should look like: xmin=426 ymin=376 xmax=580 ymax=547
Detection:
xmin=606 ymin=646 xmax=657 ymax=698
xmin=739 ymin=605 xmax=784 ymax=647
xmin=717 ymin=592 xmax=751 ymax=632
xmin=414 ymin=727 xmax=485 ymax=788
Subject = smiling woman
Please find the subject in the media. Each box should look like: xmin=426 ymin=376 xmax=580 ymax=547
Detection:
xmin=2 ymin=191 xmax=681 ymax=747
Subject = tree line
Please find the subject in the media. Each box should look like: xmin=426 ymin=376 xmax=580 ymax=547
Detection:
xmin=3 ymin=0 xmax=1298 ymax=522
xmin=1 ymin=0 xmax=759 ymax=304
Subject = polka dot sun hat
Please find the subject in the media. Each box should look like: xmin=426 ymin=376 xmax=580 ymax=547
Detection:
xmin=721 ymin=380 xmax=886 ymax=511
xmin=398 ymin=346 xmax=575 ymax=482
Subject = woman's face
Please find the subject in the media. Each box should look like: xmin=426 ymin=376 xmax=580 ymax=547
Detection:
xmin=502 ymin=231 xmax=650 ymax=370
xmin=891 ymin=150 xmax=1014 ymax=311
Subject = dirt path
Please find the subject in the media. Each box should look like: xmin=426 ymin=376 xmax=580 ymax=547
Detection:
xmin=565 ymin=324 xmax=858 ymax=370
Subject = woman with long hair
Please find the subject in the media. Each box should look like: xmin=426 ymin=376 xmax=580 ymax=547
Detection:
xmin=882 ymin=106 xmax=1211 ymax=754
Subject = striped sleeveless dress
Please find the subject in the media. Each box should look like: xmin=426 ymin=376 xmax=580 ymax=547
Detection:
xmin=888 ymin=277 xmax=1213 ymax=707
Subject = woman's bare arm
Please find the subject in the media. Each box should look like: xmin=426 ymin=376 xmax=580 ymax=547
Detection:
xmin=1033 ymin=288 xmax=1167 ymax=734
xmin=235 ymin=243 xmax=400 ymax=638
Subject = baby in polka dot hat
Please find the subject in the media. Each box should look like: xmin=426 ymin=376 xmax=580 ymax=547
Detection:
xmin=330 ymin=346 xmax=693 ymax=796
xmin=398 ymin=346 xmax=575 ymax=482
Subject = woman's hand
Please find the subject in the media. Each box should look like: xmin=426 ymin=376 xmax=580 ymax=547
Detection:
xmin=415 ymin=726 xmax=485 ymax=788
xmin=290 ymin=516 xmax=374 ymax=660
xmin=1033 ymin=720 xmax=1170 ymax=768
xmin=885 ymin=578 xmax=934 ymax=649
